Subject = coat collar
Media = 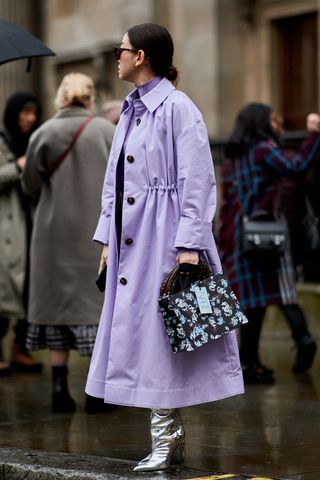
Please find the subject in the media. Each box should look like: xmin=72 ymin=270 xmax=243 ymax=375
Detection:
xmin=122 ymin=77 xmax=175 ymax=114
xmin=54 ymin=107 xmax=92 ymax=119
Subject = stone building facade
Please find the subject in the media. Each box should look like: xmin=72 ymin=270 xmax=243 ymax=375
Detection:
xmin=0 ymin=0 xmax=44 ymax=122
xmin=0 ymin=0 xmax=319 ymax=137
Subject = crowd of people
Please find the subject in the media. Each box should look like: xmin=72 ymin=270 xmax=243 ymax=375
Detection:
xmin=0 ymin=21 xmax=319 ymax=473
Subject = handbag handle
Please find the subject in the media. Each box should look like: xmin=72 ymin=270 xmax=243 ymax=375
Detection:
xmin=160 ymin=260 xmax=212 ymax=297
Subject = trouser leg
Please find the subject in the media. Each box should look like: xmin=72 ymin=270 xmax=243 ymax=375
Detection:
xmin=240 ymin=307 xmax=274 ymax=384
xmin=279 ymin=304 xmax=312 ymax=346
xmin=0 ymin=317 xmax=10 ymax=361
xmin=0 ymin=317 xmax=10 ymax=342
xmin=13 ymin=319 xmax=28 ymax=350
xmin=11 ymin=319 xmax=43 ymax=372
xmin=240 ymin=307 xmax=266 ymax=365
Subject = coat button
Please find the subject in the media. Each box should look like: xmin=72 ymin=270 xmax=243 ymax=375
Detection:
xmin=120 ymin=277 xmax=127 ymax=285
xmin=136 ymin=118 xmax=141 ymax=126
xmin=5 ymin=238 xmax=11 ymax=245
xmin=125 ymin=238 xmax=133 ymax=245
xmin=7 ymin=213 xmax=13 ymax=220
xmin=127 ymin=196 xmax=135 ymax=205
xmin=127 ymin=155 xmax=134 ymax=164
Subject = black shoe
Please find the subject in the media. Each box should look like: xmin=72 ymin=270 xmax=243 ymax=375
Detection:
xmin=10 ymin=346 xmax=43 ymax=373
xmin=0 ymin=364 xmax=12 ymax=377
xmin=256 ymin=361 xmax=274 ymax=376
xmin=242 ymin=363 xmax=275 ymax=385
xmin=85 ymin=394 xmax=118 ymax=414
xmin=293 ymin=340 xmax=317 ymax=374
xmin=52 ymin=390 xmax=76 ymax=413
xmin=52 ymin=365 xmax=76 ymax=413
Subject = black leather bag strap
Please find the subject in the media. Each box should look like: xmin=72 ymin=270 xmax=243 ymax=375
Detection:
xmin=47 ymin=115 xmax=93 ymax=179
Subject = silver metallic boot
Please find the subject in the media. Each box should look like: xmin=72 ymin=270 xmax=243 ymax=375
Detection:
xmin=133 ymin=408 xmax=185 ymax=472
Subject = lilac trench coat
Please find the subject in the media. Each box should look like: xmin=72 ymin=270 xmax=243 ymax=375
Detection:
xmin=86 ymin=77 xmax=244 ymax=408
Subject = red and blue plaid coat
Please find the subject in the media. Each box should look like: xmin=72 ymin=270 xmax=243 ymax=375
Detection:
xmin=219 ymin=132 xmax=320 ymax=311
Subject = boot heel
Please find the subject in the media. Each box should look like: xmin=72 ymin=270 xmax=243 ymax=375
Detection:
xmin=171 ymin=441 xmax=186 ymax=466
xmin=52 ymin=365 xmax=76 ymax=413
xmin=179 ymin=442 xmax=186 ymax=465
xmin=133 ymin=408 xmax=186 ymax=472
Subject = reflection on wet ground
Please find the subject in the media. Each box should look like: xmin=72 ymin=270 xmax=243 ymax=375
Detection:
xmin=0 ymin=304 xmax=319 ymax=479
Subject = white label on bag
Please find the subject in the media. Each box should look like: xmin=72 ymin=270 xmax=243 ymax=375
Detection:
xmin=194 ymin=287 xmax=213 ymax=314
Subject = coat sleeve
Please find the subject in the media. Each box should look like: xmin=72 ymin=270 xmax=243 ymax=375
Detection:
xmin=22 ymin=129 xmax=47 ymax=199
xmin=172 ymin=99 xmax=216 ymax=250
xmin=0 ymin=163 xmax=20 ymax=193
xmin=0 ymin=137 xmax=20 ymax=193
xmin=93 ymin=145 xmax=115 ymax=244
xmin=261 ymin=132 xmax=320 ymax=174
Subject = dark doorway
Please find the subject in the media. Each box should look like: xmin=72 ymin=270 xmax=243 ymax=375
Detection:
xmin=274 ymin=13 xmax=318 ymax=131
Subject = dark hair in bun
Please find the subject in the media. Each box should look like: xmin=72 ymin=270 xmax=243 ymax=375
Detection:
xmin=127 ymin=23 xmax=179 ymax=85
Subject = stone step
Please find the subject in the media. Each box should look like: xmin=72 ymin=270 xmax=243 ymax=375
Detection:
xmin=0 ymin=447 xmax=279 ymax=480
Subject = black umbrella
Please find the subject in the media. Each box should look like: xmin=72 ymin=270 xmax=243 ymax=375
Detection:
xmin=0 ymin=19 xmax=55 ymax=70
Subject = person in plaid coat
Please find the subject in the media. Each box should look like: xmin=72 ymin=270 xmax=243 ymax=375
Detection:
xmin=219 ymin=103 xmax=320 ymax=384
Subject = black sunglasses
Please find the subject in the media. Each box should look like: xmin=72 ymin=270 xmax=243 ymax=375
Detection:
xmin=113 ymin=46 xmax=139 ymax=61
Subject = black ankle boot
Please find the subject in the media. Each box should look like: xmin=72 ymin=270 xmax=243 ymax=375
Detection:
xmin=52 ymin=365 xmax=76 ymax=413
xmin=279 ymin=305 xmax=317 ymax=373
xmin=293 ymin=338 xmax=317 ymax=374
xmin=241 ymin=362 xmax=275 ymax=385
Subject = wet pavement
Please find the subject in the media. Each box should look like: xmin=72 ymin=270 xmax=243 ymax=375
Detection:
xmin=0 ymin=296 xmax=319 ymax=480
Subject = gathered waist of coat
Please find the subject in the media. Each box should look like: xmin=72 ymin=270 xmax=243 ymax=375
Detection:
xmin=144 ymin=183 xmax=177 ymax=193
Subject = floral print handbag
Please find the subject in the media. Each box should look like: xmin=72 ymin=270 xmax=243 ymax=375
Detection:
xmin=159 ymin=261 xmax=248 ymax=353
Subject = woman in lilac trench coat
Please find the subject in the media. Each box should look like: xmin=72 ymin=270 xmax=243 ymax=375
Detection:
xmin=86 ymin=23 xmax=244 ymax=471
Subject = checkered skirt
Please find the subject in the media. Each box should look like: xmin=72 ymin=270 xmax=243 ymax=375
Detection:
xmin=26 ymin=324 xmax=98 ymax=356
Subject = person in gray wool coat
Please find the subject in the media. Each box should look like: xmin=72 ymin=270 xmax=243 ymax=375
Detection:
xmin=0 ymin=92 xmax=43 ymax=375
xmin=22 ymin=73 xmax=115 ymax=413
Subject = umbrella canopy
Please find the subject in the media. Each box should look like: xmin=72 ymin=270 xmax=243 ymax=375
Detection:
xmin=0 ymin=19 xmax=55 ymax=67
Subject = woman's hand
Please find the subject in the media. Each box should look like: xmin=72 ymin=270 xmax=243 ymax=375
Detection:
xmin=176 ymin=250 xmax=199 ymax=265
xmin=99 ymin=244 xmax=109 ymax=273
xmin=306 ymin=113 xmax=320 ymax=132
xmin=16 ymin=156 xmax=26 ymax=171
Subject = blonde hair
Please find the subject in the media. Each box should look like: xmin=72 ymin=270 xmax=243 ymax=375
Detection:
xmin=55 ymin=73 xmax=94 ymax=110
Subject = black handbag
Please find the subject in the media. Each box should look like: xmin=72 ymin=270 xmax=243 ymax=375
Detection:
xmin=239 ymin=178 xmax=289 ymax=255
xmin=159 ymin=261 xmax=248 ymax=353
xmin=242 ymin=210 xmax=288 ymax=254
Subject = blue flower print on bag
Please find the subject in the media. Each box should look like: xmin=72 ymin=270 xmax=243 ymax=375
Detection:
xmin=159 ymin=271 xmax=248 ymax=353
xmin=221 ymin=302 xmax=233 ymax=316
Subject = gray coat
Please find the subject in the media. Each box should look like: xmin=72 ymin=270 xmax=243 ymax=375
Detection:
xmin=0 ymin=136 xmax=26 ymax=318
xmin=22 ymin=107 xmax=115 ymax=326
